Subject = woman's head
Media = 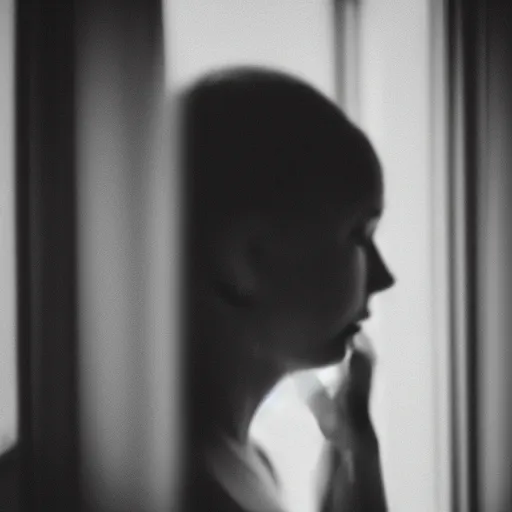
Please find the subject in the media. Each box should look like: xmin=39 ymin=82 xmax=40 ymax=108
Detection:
xmin=182 ymin=66 xmax=394 ymax=372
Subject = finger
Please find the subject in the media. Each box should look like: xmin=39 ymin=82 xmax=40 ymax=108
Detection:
xmin=348 ymin=332 xmax=376 ymax=395
xmin=333 ymin=336 xmax=376 ymax=430
xmin=293 ymin=372 xmax=340 ymax=438
xmin=334 ymin=351 xmax=373 ymax=403
xmin=348 ymin=350 xmax=373 ymax=396
xmin=352 ymin=331 xmax=377 ymax=366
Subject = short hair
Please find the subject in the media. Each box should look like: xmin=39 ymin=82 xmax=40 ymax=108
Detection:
xmin=179 ymin=68 xmax=383 ymax=450
xmin=180 ymin=66 xmax=380 ymax=241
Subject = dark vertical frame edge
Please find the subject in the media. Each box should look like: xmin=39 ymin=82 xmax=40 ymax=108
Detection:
xmin=15 ymin=0 xmax=35 ymax=509
xmin=14 ymin=0 xmax=81 ymax=510
xmin=446 ymin=0 xmax=484 ymax=510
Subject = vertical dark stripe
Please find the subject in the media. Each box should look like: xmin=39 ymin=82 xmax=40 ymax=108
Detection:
xmin=462 ymin=2 xmax=481 ymax=511
xmin=332 ymin=0 xmax=347 ymax=107
xmin=447 ymin=0 xmax=483 ymax=510
xmin=447 ymin=1 xmax=462 ymax=511
xmin=446 ymin=0 xmax=461 ymax=509
xmin=460 ymin=1 xmax=482 ymax=510
xmin=15 ymin=0 xmax=35 ymax=509
xmin=16 ymin=1 xmax=80 ymax=510
xmin=332 ymin=0 xmax=360 ymax=117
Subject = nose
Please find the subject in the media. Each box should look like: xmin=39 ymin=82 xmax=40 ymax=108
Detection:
xmin=367 ymin=244 xmax=395 ymax=294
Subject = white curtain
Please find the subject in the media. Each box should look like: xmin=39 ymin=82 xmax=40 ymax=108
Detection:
xmin=76 ymin=2 xmax=179 ymax=511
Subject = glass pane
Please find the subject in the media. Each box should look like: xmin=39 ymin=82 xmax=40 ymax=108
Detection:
xmin=356 ymin=1 xmax=446 ymax=510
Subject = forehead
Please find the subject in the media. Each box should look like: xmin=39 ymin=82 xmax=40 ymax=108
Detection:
xmin=290 ymin=168 xmax=383 ymax=239
xmin=339 ymin=188 xmax=383 ymax=234
xmin=332 ymin=149 xmax=384 ymax=221
xmin=358 ymin=167 xmax=384 ymax=216
xmin=326 ymin=122 xmax=384 ymax=207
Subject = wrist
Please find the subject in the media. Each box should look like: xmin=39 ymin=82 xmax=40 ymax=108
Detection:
xmin=347 ymin=415 xmax=380 ymax=453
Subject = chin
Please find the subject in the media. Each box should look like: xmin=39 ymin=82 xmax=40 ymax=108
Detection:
xmin=316 ymin=339 xmax=350 ymax=367
xmin=284 ymin=322 xmax=361 ymax=371
xmin=294 ymin=330 xmax=356 ymax=370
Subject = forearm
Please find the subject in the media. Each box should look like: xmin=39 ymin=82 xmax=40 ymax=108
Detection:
xmin=308 ymin=334 xmax=388 ymax=512
xmin=350 ymin=440 xmax=387 ymax=512
xmin=321 ymin=427 xmax=388 ymax=512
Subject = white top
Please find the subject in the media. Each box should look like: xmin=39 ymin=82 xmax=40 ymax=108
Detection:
xmin=205 ymin=433 xmax=287 ymax=512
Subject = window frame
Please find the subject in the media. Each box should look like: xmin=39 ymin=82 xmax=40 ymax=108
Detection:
xmin=15 ymin=0 xmax=80 ymax=510
xmin=331 ymin=0 xmax=482 ymax=511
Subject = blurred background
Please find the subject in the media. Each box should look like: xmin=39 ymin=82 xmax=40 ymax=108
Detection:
xmin=2 ymin=0 xmax=512 ymax=511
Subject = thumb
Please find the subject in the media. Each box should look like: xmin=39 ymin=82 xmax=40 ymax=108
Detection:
xmin=335 ymin=332 xmax=377 ymax=430
xmin=293 ymin=372 xmax=338 ymax=438
xmin=343 ymin=332 xmax=376 ymax=398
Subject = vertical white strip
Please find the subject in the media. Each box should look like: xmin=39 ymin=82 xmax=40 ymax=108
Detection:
xmin=358 ymin=0 xmax=438 ymax=510
xmin=0 ymin=0 xmax=16 ymax=456
xmin=145 ymin=5 xmax=182 ymax=499
xmin=144 ymin=91 xmax=179 ymax=512
xmin=76 ymin=4 xmax=176 ymax=510
xmin=429 ymin=1 xmax=454 ymax=510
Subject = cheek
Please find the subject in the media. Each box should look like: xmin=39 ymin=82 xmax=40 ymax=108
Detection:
xmin=272 ymin=244 xmax=367 ymax=328
xmin=311 ymin=247 xmax=367 ymax=322
xmin=257 ymin=245 xmax=368 ymax=366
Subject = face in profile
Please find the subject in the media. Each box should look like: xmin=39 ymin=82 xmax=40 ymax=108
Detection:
xmin=186 ymin=68 xmax=395 ymax=372
xmin=249 ymin=162 xmax=395 ymax=371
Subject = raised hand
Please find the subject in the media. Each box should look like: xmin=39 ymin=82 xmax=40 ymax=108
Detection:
xmin=296 ymin=332 xmax=387 ymax=512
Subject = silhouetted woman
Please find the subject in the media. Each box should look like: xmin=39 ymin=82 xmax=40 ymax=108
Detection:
xmin=180 ymin=67 xmax=394 ymax=512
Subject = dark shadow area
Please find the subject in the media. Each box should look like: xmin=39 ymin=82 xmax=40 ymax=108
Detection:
xmin=0 ymin=447 xmax=19 ymax=512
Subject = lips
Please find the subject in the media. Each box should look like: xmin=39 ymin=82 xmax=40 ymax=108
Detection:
xmin=342 ymin=310 xmax=370 ymax=337
xmin=329 ymin=312 xmax=369 ymax=353
xmin=342 ymin=322 xmax=362 ymax=337
xmin=318 ymin=322 xmax=362 ymax=365
xmin=360 ymin=310 xmax=370 ymax=321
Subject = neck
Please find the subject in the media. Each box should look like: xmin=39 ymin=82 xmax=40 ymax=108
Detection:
xmin=212 ymin=359 xmax=282 ymax=445
xmin=187 ymin=291 xmax=284 ymax=448
xmin=196 ymin=341 xmax=283 ymax=447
